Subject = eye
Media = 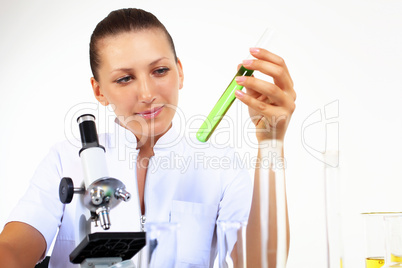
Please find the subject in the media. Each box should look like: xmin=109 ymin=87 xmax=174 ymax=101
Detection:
xmin=115 ymin=75 xmax=133 ymax=84
xmin=153 ymin=67 xmax=170 ymax=77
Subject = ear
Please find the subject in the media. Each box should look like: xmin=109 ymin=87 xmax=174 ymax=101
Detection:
xmin=176 ymin=58 xmax=184 ymax=90
xmin=90 ymin=77 xmax=109 ymax=106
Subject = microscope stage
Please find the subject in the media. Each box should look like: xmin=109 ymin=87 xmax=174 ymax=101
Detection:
xmin=69 ymin=232 xmax=146 ymax=264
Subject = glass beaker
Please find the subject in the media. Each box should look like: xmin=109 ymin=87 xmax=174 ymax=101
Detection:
xmin=217 ymin=220 xmax=247 ymax=268
xmin=383 ymin=213 xmax=402 ymax=267
xmin=362 ymin=212 xmax=397 ymax=268
xmin=144 ymin=222 xmax=178 ymax=268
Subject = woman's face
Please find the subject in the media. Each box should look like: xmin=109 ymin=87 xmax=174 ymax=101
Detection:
xmin=91 ymin=29 xmax=184 ymax=144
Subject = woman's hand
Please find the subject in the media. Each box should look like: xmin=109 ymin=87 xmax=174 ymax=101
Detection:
xmin=234 ymin=48 xmax=296 ymax=141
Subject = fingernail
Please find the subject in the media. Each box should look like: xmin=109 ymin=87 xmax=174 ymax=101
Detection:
xmin=250 ymin=47 xmax=260 ymax=54
xmin=242 ymin=59 xmax=253 ymax=66
xmin=235 ymin=76 xmax=246 ymax=83
xmin=235 ymin=90 xmax=244 ymax=98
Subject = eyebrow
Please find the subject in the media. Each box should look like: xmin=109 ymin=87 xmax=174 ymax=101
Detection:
xmin=110 ymin=57 xmax=170 ymax=74
xmin=149 ymin=57 xmax=169 ymax=66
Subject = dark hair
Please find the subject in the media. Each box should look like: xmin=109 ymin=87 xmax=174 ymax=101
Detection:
xmin=89 ymin=8 xmax=178 ymax=81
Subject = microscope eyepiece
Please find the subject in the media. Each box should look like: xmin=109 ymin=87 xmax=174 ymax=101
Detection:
xmin=62 ymin=114 xmax=132 ymax=232
xmin=77 ymin=114 xmax=105 ymax=155
xmin=77 ymin=114 xmax=96 ymax=124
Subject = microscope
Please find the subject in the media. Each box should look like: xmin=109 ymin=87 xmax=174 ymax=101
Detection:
xmin=59 ymin=114 xmax=145 ymax=267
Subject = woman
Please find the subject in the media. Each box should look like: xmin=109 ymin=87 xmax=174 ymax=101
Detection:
xmin=0 ymin=8 xmax=295 ymax=268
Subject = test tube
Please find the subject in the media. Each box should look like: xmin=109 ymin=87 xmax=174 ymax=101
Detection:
xmin=196 ymin=28 xmax=275 ymax=143
xmin=323 ymin=151 xmax=344 ymax=268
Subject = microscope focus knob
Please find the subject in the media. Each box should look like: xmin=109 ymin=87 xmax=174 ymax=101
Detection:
xmin=59 ymin=177 xmax=75 ymax=204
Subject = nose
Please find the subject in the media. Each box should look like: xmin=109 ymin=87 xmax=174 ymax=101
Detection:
xmin=138 ymin=77 xmax=156 ymax=104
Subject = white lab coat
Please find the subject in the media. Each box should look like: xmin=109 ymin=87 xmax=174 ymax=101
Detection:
xmin=7 ymin=123 xmax=252 ymax=268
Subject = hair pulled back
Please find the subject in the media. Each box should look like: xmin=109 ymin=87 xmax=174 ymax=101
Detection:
xmin=89 ymin=8 xmax=177 ymax=81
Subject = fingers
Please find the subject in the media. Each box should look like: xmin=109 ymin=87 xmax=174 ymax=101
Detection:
xmin=235 ymin=89 xmax=295 ymax=118
xmin=243 ymin=48 xmax=296 ymax=101
xmin=235 ymin=89 xmax=294 ymax=136
xmin=234 ymin=49 xmax=296 ymax=124
xmin=234 ymin=48 xmax=296 ymax=140
xmin=235 ymin=76 xmax=288 ymax=106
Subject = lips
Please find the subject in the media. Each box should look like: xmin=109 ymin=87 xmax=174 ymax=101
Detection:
xmin=136 ymin=105 xmax=164 ymax=119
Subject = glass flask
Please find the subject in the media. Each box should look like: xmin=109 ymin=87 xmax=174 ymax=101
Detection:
xmin=144 ymin=222 xmax=178 ymax=268
xmin=217 ymin=220 xmax=247 ymax=268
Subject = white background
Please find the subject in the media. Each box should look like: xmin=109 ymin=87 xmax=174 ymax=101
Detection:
xmin=1 ymin=0 xmax=402 ymax=267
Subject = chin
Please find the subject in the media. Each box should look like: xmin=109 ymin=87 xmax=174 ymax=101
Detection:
xmin=128 ymin=120 xmax=172 ymax=141
xmin=150 ymin=121 xmax=172 ymax=137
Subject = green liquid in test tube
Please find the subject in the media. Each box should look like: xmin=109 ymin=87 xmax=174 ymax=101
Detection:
xmin=196 ymin=28 xmax=274 ymax=143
